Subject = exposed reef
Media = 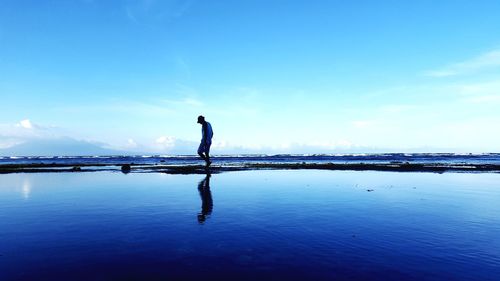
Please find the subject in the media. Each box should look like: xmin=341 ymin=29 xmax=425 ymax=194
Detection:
xmin=1 ymin=162 xmax=500 ymax=174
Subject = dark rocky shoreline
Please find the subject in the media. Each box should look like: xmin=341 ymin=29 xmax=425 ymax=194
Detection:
xmin=1 ymin=162 xmax=500 ymax=174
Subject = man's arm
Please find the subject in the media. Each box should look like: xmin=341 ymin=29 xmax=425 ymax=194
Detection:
xmin=201 ymin=123 xmax=208 ymax=144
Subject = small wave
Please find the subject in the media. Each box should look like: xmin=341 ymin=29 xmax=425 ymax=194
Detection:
xmin=158 ymin=155 xmax=199 ymax=158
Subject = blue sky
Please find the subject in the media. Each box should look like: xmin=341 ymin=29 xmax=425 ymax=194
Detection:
xmin=1 ymin=0 xmax=500 ymax=154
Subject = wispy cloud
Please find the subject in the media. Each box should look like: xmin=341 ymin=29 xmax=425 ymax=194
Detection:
xmin=352 ymin=120 xmax=372 ymax=128
xmin=0 ymin=138 xmax=23 ymax=149
xmin=379 ymin=104 xmax=417 ymax=114
xmin=462 ymin=95 xmax=500 ymax=104
xmin=452 ymin=80 xmax=500 ymax=95
xmin=59 ymin=100 xmax=174 ymax=117
xmin=449 ymin=80 xmax=500 ymax=104
xmin=125 ymin=0 xmax=194 ymax=24
xmin=175 ymin=56 xmax=192 ymax=78
xmin=424 ymin=50 xmax=500 ymax=77
xmin=161 ymin=97 xmax=203 ymax=107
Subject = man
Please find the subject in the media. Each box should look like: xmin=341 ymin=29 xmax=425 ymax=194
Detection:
xmin=197 ymin=115 xmax=213 ymax=167
xmin=197 ymin=173 xmax=213 ymax=224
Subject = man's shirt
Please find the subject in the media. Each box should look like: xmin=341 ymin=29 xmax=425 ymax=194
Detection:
xmin=201 ymin=122 xmax=213 ymax=144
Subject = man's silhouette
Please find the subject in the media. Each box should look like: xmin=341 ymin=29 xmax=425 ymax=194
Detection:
xmin=197 ymin=173 xmax=213 ymax=224
xmin=197 ymin=115 xmax=213 ymax=167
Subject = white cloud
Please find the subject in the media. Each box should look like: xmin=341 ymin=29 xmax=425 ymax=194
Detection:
xmin=424 ymin=50 xmax=500 ymax=77
xmin=17 ymin=119 xmax=34 ymax=129
xmin=155 ymin=135 xmax=176 ymax=149
xmin=127 ymin=138 xmax=138 ymax=148
xmin=211 ymin=139 xmax=228 ymax=149
xmin=14 ymin=119 xmax=59 ymax=131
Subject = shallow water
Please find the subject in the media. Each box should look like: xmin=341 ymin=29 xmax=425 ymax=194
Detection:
xmin=0 ymin=170 xmax=499 ymax=280
xmin=2 ymin=153 xmax=500 ymax=166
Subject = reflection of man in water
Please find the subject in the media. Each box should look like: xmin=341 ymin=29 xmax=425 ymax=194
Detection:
xmin=197 ymin=115 xmax=213 ymax=167
xmin=197 ymin=173 xmax=213 ymax=224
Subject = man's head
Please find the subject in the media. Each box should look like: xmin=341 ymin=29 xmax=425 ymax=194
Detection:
xmin=197 ymin=115 xmax=205 ymax=124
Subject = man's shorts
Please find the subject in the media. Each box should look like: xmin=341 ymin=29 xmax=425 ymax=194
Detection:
xmin=198 ymin=142 xmax=211 ymax=154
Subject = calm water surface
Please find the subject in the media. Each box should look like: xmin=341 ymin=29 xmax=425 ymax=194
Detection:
xmin=0 ymin=170 xmax=499 ymax=280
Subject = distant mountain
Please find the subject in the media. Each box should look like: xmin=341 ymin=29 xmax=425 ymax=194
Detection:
xmin=0 ymin=138 xmax=126 ymax=156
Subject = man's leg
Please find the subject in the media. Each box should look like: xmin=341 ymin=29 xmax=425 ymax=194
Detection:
xmin=205 ymin=144 xmax=211 ymax=167
xmin=198 ymin=151 xmax=206 ymax=161
xmin=198 ymin=143 xmax=207 ymax=161
xmin=205 ymin=153 xmax=211 ymax=166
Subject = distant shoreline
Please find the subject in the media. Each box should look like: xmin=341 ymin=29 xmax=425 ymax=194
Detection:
xmin=1 ymin=162 xmax=500 ymax=174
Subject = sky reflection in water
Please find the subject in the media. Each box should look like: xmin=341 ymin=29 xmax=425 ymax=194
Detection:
xmin=0 ymin=170 xmax=499 ymax=280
